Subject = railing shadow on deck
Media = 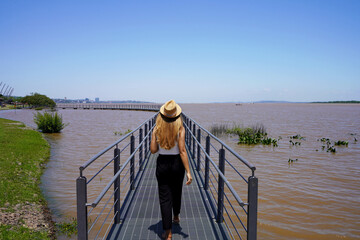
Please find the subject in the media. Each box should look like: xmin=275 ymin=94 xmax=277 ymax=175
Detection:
xmin=76 ymin=112 xmax=258 ymax=240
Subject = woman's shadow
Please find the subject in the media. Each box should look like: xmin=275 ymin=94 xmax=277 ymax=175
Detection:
xmin=148 ymin=221 xmax=189 ymax=239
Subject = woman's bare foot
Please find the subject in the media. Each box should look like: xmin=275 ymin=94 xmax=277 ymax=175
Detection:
xmin=162 ymin=229 xmax=172 ymax=239
xmin=173 ymin=215 xmax=180 ymax=224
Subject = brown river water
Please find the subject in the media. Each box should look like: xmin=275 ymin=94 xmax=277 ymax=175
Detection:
xmin=0 ymin=103 xmax=359 ymax=239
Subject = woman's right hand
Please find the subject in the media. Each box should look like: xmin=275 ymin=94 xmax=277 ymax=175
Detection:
xmin=186 ymin=172 xmax=193 ymax=185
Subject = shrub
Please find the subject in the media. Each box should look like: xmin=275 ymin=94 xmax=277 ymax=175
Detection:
xmin=33 ymin=112 xmax=66 ymax=133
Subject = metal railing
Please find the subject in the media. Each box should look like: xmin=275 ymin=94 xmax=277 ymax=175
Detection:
xmin=57 ymin=103 xmax=161 ymax=111
xmin=76 ymin=112 xmax=257 ymax=240
xmin=76 ymin=113 xmax=157 ymax=239
xmin=182 ymin=113 xmax=258 ymax=240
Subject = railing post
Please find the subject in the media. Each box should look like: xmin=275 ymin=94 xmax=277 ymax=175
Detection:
xmin=149 ymin=124 xmax=152 ymax=151
xmin=148 ymin=120 xmax=152 ymax=150
xmin=185 ymin=118 xmax=188 ymax=144
xmin=139 ymin=128 xmax=143 ymax=171
xmin=114 ymin=146 xmax=121 ymax=224
xmin=204 ymin=136 xmax=210 ymax=190
xmin=192 ymin=123 xmax=196 ymax=159
xmin=130 ymin=135 xmax=135 ymax=190
xmin=247 ymin=176 xmax=258 ymax=240
xmin=144 ymin=124 xmax=148 ymax=155
xmin=197 ymin=128 xmax=201 ymax=171
xmin=76 ymin=176 xmax=88 ymax=240
xmin=187 ymin=119 xmax=190 ymax=145
xmin=217 ymin=148 xmax=225 ymax=223
xmin=189 ymin=121 xmax=192 ymax=151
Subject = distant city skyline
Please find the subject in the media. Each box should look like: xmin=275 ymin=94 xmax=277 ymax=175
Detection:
xmin=1 ymin=1 xmax=359 ymax=103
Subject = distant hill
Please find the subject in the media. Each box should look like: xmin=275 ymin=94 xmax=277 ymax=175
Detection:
xmin=254 ymin=100 xmax=292 ymax=103
xmin=311 ymin=100 xmax=360 ymax=104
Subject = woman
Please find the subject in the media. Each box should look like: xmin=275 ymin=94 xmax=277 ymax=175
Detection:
xmin=150 ymin=100 xmax=192 ymax=240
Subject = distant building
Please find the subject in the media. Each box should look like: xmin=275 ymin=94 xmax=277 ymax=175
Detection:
xmin=95 ymin=97 xmax=99 ymax=103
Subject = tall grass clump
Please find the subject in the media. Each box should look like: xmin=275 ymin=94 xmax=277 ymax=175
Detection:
xmin=33 ymin=111 xmax=66 ymax=133
xmin=210 ymin=123 xmax=230 ymax=136
xmin=227 ymin=123 xmax=268 ymax=144
xmin=210 ymin=123 xmax=278 ymax=146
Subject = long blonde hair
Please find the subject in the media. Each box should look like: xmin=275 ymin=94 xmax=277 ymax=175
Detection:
xmin=155 ymin=114 xmax=183 ymax=150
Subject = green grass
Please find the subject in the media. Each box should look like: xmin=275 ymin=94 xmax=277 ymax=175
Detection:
xmin=56 ymin=218 xmax=77 ymax=237
xmin=0 ymin=118 xmax=52 ymax=239
xmin=0 ymin=225 xmax=49 ymax=240
xmin=0 ymin=104 xmax=15 ymax=110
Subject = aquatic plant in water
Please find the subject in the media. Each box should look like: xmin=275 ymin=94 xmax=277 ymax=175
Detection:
xmin=289 ymin=140 xmax=301 ymax=146
xmin=317 ymin=137 xmax=350 ymax=153
xmin=327 ymin=146 xmax=336 ymax=153
xmin=33 ymin=111 xmax=66 ymax=133
xmin=334 ymin=140 xmax=348 ymax=146
xmin=290 ymin=134 xmax=305 ymax=140
xmin=288 ymin=158 xmax=298 ymax=163
xmin=56 ymin=218 xmax=77 ymax=237
xmin=210 ymin=123 xmax=230 ymax=136
xmin=114 ymin=129 xmax=132 ymax=136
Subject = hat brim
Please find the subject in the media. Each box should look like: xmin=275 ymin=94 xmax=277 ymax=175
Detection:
xmin=159 ymin=103 xmax=182 ymax=118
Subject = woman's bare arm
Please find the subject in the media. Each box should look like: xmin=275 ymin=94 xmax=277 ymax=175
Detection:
xmin=150 ymin=130 xmax=159 ymax=154
xmin=178 ymin=126 xmax=193 ymax=185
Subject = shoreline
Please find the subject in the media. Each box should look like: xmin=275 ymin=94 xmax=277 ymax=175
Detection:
xmin=0 ymin=118 xmax=56 ymax=239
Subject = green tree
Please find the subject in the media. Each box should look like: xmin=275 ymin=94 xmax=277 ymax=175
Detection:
xmin=20 ymin=93 xmax=56 ymax=108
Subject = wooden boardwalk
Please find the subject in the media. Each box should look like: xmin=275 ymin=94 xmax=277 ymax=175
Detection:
xmin=107 ymin=152 xmax=229 ymax=240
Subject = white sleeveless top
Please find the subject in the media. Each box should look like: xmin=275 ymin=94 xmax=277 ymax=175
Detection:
xmin=158 ymin=141 xmax=180 ymax=155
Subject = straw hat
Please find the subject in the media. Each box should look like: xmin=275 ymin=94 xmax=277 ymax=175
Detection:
xmin=160 ymin=100 xmax=182 ymax=118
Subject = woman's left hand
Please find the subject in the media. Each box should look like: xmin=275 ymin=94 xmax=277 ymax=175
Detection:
xmin=186 ymin=172 xmax=192 ymax=185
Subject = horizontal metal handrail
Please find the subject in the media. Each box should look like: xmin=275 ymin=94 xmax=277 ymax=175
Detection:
xmin=182 ymin=113 xmax=256 ymax=173
xmin=57 ymin=103 xmax=161 ymax=111
xmin=77 ymin=111 xmax=257 ymax=240
xmin=87 ymin=124 xmax=155 ymax=208
xmin=79 ymin=112 xmax=158 ymax=174
xmin=183 ymin=122 xmax=247 ymax=207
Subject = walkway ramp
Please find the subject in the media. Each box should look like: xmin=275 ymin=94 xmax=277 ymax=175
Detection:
xmin=107 ymin=152 xmax=228 ymax=240
xmin=76 ymin=113 xmax=257 ymax=240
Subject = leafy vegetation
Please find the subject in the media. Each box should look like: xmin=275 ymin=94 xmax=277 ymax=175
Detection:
xmin=289 ymin=134 xmax=305 ymax=146
xmin=20 ymin=93 xmax=56 ymax=108
xmin=334 ymin=140 xmax=348 ymax=146
xmin=290 ymin=134 xmax=305 ymax=140
xmin=210 ymin=123 xmax=278 ymax=146
xmin=114 ymin=129 xmax=132 ymax=136
xmin=33 ymin=111 xmax=66 ymax=133
xmin=56 ymin=218 xmax=77 ymax=237
xmin=288 ymin=158 xmax=298 ymax=163
xmin=317 ymin=137 xmax=350 ymax=153
xmin=327 ymin=146 xmax=336 ymax=153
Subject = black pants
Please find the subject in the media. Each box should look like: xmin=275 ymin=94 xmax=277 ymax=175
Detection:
xmin=156 ymin=154 xmax=185 ymax=230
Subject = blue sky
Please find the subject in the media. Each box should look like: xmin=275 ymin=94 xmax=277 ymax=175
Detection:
xmin=1 ymin=0 xmax=359 ymax=103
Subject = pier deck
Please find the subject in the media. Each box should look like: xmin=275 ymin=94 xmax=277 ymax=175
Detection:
xmin=107 ymin=152 xmax=228 ymax=240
